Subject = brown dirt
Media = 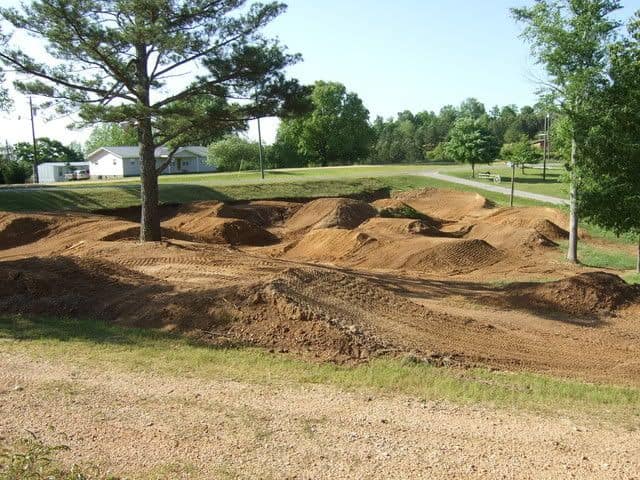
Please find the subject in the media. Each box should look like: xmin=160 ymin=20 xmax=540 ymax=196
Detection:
xmin=0 ymin=214 xmax=55 ymax=250
xmin=162 ymin=202 xmax=279 ymax=245
xmin=1 ymin=189 xmax=639 ymax=385
xmin=286 ymin=197 xmax=377 ymax=231
xmin=505 ymin=272 xmax=638 ymax=317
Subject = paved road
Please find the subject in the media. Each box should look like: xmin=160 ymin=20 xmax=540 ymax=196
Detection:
xmin=421 ymin=171 xmax=568 ymax=206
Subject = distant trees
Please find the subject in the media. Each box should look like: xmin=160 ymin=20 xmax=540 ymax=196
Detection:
xmin=85 ymin=125 xmax=138 ymax=154
xmin=208 ymin=136 xmax=263 ymax=172
xmin=371 ymin=99 xmax=545 ymax=164
xmin=273 ymin=81 xmax=374 ymax=166
xmin=444 ymin=117 xmax=500 ymax=177
xmin=513 ymin=0 xmax=623 ymax=263
xmin=14 ymin=137 xmax=84 ymax=165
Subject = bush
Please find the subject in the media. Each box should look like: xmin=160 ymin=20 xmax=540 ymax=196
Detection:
xmin=207 ymin=136 xmax=263 ymax=172
xmin=0 ymin=160 xmax=31 ymax=184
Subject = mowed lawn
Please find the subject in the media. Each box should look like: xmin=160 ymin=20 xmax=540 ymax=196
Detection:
xmin=0 ymin=163 xmax=561 ymax=212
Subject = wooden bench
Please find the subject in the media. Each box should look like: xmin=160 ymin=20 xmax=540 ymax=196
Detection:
xmin=477 ymin=172 xmax=501 ymax=184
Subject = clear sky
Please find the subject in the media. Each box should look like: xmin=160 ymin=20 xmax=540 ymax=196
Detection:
xmin=1 ymin=0 xmax=639 ymax=147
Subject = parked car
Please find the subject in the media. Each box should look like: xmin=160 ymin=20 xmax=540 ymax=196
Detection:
xmin=64 ymin=169 xmax=90 ymax=181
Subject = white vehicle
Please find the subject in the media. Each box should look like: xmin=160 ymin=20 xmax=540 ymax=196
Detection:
xmin=64 ymin=169 xmax=91 ymax=181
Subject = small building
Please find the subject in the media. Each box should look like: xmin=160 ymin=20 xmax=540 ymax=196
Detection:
xmin=86 ymin=146 xmax=215 ymax=179
xmin=36 ymin=162 xmax=90 ymax=183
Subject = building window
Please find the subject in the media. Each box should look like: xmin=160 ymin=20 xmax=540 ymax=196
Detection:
xmin=113 ymin=159 xmax=117 ymax=165
xmin=130 ymin=160 xmax=136 ymax=165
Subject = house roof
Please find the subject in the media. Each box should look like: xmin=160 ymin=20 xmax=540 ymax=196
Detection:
xmin=37 ymin=162 xmax=89 ymax=167
xmin=87 ymin=146 xmax=208 ymax=160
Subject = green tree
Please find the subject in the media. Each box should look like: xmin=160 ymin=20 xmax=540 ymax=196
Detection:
xmin=444 ymin=117 xmax=499 ymax=177
xmin=579 ymin=14 xmax=640 ymax=272
xmin=274 ymin=81 xmax=374 ymax=166
xmin=85 ymin=124 xmax=138 ymax=154
xmin=14 ymin=137 xmax=84 ymax=164
xmin=0 ymin=0 xmax=306 ymax=241
xmin=512 ymin=0 xmax=622 ymax=263
xmin=500 ymin=135 xmax=542 ymax=173
xmin=207 ymin=135 xmax=262 ymax=172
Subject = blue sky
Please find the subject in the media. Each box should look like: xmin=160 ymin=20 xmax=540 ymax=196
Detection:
xmin=2 ymin=0 xmax=640 ymax=145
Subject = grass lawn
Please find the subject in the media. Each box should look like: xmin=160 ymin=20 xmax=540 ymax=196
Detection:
xmin=1 ymin=314 xmax=639 ymax=425
xmin=441 ymin=163 xmax=568 ymax=198
xmin=557 ymin=240 xmax=638 ymax=271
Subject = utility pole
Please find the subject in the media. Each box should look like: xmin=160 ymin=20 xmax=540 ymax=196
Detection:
xmin=542 ymin=113 xmax=549 ymax=181
xmin=29 ymin=96 xmax=39 ymax=183
xmin=257 ymin=116 xmax=265 ymax=180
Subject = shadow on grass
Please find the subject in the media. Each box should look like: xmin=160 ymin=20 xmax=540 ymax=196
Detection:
xmin=0 ymin=314 xmax=163 ymax=346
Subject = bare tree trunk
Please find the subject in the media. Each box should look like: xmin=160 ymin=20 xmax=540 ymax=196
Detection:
xmin=567 ymin=137 xmax=579 ymax=263
xmin=139 ymin=119 xmax=161 ymax=242
xmin=471 ymin=162 xmax=475 ymax=178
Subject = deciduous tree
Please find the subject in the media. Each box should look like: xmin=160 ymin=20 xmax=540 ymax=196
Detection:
xmin=512 ymin=0 xmax=622 ymax=263
xmin=444 ymin=117 xmax=499 ymax=177
xmin=274 ymin=81 xmax=374 ymax=166
xmin=85 ymin=124 xmax=138 ymax=154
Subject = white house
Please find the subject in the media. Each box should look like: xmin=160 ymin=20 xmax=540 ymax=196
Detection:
xmin=37 ymin=162 xmax=90 ymax=183
xmin=86 ymin=146 xmax=215 ymax=179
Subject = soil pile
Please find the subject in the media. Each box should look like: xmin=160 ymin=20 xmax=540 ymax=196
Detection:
xmin=404 ymin=239 xmax=503 ymax=273
xmin=534 ymin=219 xmax=569 ymax=240
xmin=359 ymin=217 xmax=442 ymax=238
xmin=283 ymin=229 xmax=378 ymax=263
xmin=0 ymin=214 xmax=55 ymax=250
xmin=394 ymin=188 xmax=494 ymax=220
xmin=507 ymin=272 xmax=636 ymax=316
xmin=215 ymin=201 xmax=303 ymax=227
xmin=286 ymin=198 xmax=377 ymax=232
xmin=163 ymin=202 xmax=278 ymax=245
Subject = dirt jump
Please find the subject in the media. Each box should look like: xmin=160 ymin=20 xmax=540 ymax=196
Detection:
xmin=1 ymin=187 xmax=639 ymax=386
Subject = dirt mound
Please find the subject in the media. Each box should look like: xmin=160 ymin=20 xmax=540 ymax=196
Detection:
xmin=163 ymin=202 xmax=278 ymax=245
xmin=404 ymin=239 xmax=503 ymax=273
xmin=534 ymin=219 xmax=569 ymax=240
xmin=0 ymin=215 xmax=55 ymax=250
xmin=358 ymin=217 xmax=443 ymax=237
xmin=508 ymin=272 xmax=635 ymax=316
xmin=371 ymin=198 xmax=442 ymax=224
xmin=0 ymin=256 xmax=165 ymax=319
xmin=393 ymin=188 xmax=494 ymax=221
xmin=286 ymin=198 xmax=377 ymax=232
xmin=99 ymin=226 xmax=195 ymax=243
xmin=215 ymin=201 xmax=303 ymax=227
xmin=283 ymin=229 xmax=378 ymax=263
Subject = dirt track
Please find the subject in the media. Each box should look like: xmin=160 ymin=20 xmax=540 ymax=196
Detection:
xmin=1 ymin=188 xmax=639 ymax=385
xmin=1 ymin=352 xmax=639 ymax=480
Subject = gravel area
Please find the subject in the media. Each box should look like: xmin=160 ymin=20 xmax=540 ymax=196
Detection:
xmin=0 ymin=351 xmax=639 ymax=479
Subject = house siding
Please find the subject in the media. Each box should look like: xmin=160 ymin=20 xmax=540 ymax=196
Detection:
xmin=88 ymin=151 xmax=125 ymax=178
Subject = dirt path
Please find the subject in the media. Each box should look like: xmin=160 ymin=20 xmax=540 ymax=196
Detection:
xmin=0 ymin=351 xmax=638 ymax=480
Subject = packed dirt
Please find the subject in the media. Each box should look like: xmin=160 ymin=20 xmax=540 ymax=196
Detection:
xmin=2 ymin=352 xmax=639 ymax=480
xmin=1 ymin=188 xmax=639 ymax=385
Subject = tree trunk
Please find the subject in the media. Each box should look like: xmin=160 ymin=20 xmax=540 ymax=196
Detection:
xmin=139 ymin=118 xmax=161 ymax=242
xmin=567 ymin=137 xmax=579 ymax=263
xmin=471 ymin=162 xmax=475 ymax=178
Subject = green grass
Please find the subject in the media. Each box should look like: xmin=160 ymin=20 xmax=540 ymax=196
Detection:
xmin=1 ymin=315 xmax=639 ymax=426
xmin=442 ymin=163 xmax=568 ymax=198
xmin=557 ymin=240 xmax=637 ymax=270
xmin=0 ymin=172 xmax=545 ymax=212
xmin=623 ymin=273 xmax=640 ymax=284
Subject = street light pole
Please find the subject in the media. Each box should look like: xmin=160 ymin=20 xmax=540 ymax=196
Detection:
xmin=29 ymin=96 xmax=39 ymax=184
